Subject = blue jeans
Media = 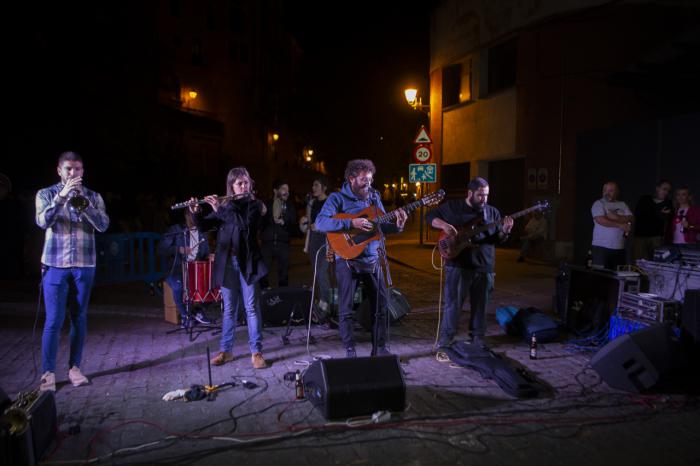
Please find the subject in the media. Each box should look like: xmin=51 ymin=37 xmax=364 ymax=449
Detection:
xmin=438 ymin=266 xmax=494 ymax=348
xmin=42 ymin=266 xmax=96 ymax=372
xmin=219 ymin=257 xmax=263 ymax=354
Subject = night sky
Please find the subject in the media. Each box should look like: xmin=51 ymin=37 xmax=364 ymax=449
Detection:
xmin=285 ymin=1 xmax=432 ymax=186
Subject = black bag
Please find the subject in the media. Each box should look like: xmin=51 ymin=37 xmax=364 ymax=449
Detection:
xmin=443 ymin=341 xmax=538 ymax=398
xmin=512 ymin=307 xmax=559 ymax=343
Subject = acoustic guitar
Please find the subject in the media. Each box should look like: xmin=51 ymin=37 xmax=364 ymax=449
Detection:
xmin=437 ymin=201 xmax=550 ymax=260
xmin=327 ymin=190 xmax=445 ymax=260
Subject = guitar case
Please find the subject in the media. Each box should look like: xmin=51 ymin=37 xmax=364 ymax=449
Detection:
xmin=442 ymin=341 xmax=539 ymax=398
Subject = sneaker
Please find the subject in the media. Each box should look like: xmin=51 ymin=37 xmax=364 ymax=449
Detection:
xmin=346 ymin=347 xmax=357 ymax=358
xmin=211 ymin=351 xmax=234 ymax=366
xmin=194 ymin=311 xmax=212 ymax=325
xmin=373 ymin=346 xmax=393 ymax=357
xmin=68 ymin=366 xmax=90 ymax=387
xmin=39 ymin=371 xmax=56 ymax=392
xmin=435 ymin=351 xmax=450 ymax=363
xmin=251 ymin=352 xmax=268 ymax=369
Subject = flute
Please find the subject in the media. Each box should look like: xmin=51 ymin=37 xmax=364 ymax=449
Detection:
xmin=170 ymin=193 xmax=253 ymax=210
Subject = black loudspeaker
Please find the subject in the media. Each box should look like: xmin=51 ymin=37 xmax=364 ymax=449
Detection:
xmin=0 ymin=386 xmax=9 ymax=412
xmin=681 ymin=289 xmax=700 ymax=342
xmin=591 ymin=324 xmax=679 ymax=393
xmin=302 ymin=356 xmax=406 ymax=419
xmin=563 ymin=265 xmax=639 ymax=332
xmin=260 ymin=286 xmax=312 ymax=326
xmin=356 ymin=287 xmax=411 ymax=331
xmin=0 ymin=390 xmax=57 ymax=466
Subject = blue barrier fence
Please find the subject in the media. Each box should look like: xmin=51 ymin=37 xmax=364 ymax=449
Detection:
xmin=95 ymin=232 xmax=168 ymax=285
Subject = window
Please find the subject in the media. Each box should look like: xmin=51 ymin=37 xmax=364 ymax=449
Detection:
xmin=192 ymin=38 xmax=202 ymax=66
xmin=486 ymin=38 xmax=516 ymax=95
xmin=460 ymin=58 xmax=473 ymax=103
xmin=442 ymin=64 xmax=461 ymax=108
xmin=442 ymin=59 xmax=473 ymax=108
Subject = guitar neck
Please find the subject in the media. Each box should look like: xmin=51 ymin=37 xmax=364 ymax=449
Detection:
xmin=461 ymin=204 xmax=544 ymax=237
xmin=376 ymin=199 xmax=424 ymax=224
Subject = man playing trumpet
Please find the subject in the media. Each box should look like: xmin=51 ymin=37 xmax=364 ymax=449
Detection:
xmin=35 ymin=151 xmax=109 ymax=392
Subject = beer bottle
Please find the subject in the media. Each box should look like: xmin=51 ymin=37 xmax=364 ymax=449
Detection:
xmin=530 ymin=334 xmax=538 ymax=360
xmin=295 ymin=370 xmax=304 ymax=399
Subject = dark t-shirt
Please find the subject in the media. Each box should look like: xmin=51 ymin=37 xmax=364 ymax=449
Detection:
xmin=634 ymin=194 xmax=672 ymax=237
xmin=426 ymin=199 xmax=504 ymax=271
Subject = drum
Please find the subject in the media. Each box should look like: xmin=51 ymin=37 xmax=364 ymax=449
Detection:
xmin=185 ymin=260 xmax=221 ymax=303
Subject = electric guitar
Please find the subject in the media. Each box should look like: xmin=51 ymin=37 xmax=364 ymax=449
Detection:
xmin=327 ymin=190 xmax=445 ymax=260
xmin=437 ymin=201 xmax=550 ymax=260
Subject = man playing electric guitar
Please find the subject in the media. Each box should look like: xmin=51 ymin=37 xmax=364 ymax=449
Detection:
xmin=315 ymin=159 xmax=407 ymax=358
xmin=427 ymin=177 xmax=514 ymax=361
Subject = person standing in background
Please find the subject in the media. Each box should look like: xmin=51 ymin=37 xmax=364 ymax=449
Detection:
xmin=633 ymin=179 xmax=672 ymax=261
xmin=591 ymin=181 xmax=633 ymax=270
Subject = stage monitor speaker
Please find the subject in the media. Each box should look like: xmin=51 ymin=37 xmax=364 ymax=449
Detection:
xmin=302 ymin=355 xmax=406 ymax=419
xmin=591 ymin=324 xmax=678 ymax=393
xmin=260 ymin=286 xmax=312 ymax=326
xmin=0 ymin=390 xmax=57 ymax=466
xmin=681 ymin=289 xmax=700 ymax=342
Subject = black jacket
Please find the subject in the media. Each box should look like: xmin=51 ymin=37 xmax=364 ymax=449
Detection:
xmin=260 ymin=199 xmax=299 ymax=244
xmin=194 ymin=197 xmax=267 ymax=287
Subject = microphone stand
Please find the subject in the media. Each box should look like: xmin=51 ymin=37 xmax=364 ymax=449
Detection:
xmin=370 ymin=189 xmax=393 ymax=356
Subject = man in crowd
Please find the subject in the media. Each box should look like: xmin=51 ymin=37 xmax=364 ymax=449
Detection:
xmin=591 ymin=181 xmax=633 ymax=270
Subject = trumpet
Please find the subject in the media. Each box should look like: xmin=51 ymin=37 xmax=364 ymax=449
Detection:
xmin=68 ymin=189 xmax=89 ymax=214
xmin=2 ymin=388 xmax=41 ymax=435
xmin=170 ymin=192 xmax=254 ymax=210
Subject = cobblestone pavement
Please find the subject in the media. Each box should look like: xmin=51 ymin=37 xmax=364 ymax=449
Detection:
xmin=1 ymin=232 xmax=699 ymax=465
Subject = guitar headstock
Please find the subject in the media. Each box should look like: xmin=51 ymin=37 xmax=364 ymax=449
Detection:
xmin=534 ymin=200 xmax=551 ymax=213
xmin=421 ymin=189 xmax=446 ymax=207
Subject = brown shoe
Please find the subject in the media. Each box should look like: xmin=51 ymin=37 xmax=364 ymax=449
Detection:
xmin=251 ymin=352 xmax=268 ymax=369
xmin=211 ymin=351 xmax=234 ymax=366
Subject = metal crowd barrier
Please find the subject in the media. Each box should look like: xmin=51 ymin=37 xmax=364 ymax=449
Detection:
xmin=95 ymin=232 xmax=167 ymax=286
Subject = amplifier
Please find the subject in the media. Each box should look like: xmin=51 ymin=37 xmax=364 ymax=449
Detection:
xmin=618 ymin=292 xmax=682 ymax=324
xmin=561 ymin=265 xmax=641 ymax=332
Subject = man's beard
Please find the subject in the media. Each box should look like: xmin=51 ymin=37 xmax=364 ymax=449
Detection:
xmin=353 ymin=186 xmax=369 ymax=199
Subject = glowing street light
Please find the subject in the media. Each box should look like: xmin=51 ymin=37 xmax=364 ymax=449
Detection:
xmin=404 ymin=88 xmax=429 ymax=113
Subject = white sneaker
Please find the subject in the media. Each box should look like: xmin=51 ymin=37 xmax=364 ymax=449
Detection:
xmin=68 ymin=366 xmax=90 ymax=387
xmin=40 ymin=371 xmax=56 ymax=392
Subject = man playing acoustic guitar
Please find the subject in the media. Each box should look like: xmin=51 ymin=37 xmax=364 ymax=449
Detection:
xmin=427 ymin=177 xmax=513 ymax=361
xmin=315 ymin=159 xmax=407 ymax=358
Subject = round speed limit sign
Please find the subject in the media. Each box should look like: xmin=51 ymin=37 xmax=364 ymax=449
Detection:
xmin=413 ymin=144 xmax=432 ymax=163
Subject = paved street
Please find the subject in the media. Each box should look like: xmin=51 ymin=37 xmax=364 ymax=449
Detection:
xmin=1 ymin=226 xmax=699 ymax=465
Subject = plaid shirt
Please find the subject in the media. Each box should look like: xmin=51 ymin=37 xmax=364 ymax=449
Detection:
xmin=36 ymin=182 xmax=109 ymax=268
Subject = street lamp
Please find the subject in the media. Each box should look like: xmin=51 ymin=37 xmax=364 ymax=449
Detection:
xmin=404 ymin=88 xmax=430 ymax=113
xmin=303 ymin=146 xmax=314 ymax=163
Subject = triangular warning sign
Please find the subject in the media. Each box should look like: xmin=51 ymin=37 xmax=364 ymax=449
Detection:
xmin=413 ymin=126 xmax=432 ymax=144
